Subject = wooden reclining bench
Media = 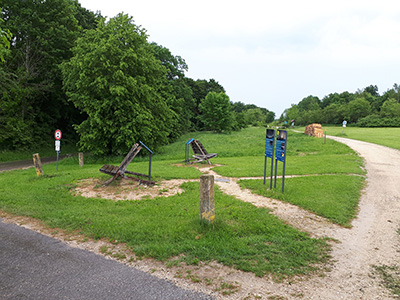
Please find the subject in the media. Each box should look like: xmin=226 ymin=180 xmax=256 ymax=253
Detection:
xmin=185 ymin=139 xmax=217 ymax=165
xmin=99 ymin=142 xmax=155 ymax=186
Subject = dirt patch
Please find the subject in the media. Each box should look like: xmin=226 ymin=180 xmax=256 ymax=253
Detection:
xmin=74 ymin=177 xmax=197 ymax=201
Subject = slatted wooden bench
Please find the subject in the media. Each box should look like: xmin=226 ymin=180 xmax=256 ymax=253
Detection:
xmin=99 ymin=142 xmax=155 ymax=186
xmin=185 ymin=139 xmax=217 ymax=165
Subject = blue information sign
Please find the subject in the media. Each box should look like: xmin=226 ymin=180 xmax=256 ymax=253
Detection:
xmin=265 ymin=129 xmax=275 ymax=159
xmin=275 ymin=130 xmax=287 ymax=162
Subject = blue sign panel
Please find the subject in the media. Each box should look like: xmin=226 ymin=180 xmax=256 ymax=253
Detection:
xmin=265 ymin=129 xmax=275 ymax=159
xmin=275 ymin=130 xmax=287 ymax=162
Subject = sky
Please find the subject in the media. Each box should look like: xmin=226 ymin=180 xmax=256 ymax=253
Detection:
xmin=78 ymin=0 xmax=400 ymax=117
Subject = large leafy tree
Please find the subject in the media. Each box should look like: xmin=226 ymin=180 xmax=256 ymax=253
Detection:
xmin=380 ymin=99 xmax=400 ymax=118
xmin=0 ymin=10 xmax=11 ymax=62
xmin=0 ymin=9 xmax=12 ymax=91
xmin=184 ymin=78 xmax=225 ymax=129
xmin=149 ymin=42 xmax=195 ymax=135
xmin=346 ymin=97 xmax=372 ymax=123
xmin=0 ymin=0 xmax=98 ymax=149
xmin=62 ymin=13 xmax=177 ymax=155
xmin=199 ymin=92 xmax=233 ymax=133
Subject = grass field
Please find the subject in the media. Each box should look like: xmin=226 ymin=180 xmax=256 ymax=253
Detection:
xmin=322 ymin=126 xmax=400 ymax=150
xmin=0 ymin=127 xmax=365 ymax=278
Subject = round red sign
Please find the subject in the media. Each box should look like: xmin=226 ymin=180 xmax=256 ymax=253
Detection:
xmin=54 ymin=129 xmax=62 ymax=140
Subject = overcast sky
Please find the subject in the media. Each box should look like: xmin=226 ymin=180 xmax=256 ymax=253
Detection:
xmin=78 ymin=0 xmax=400 ymax=116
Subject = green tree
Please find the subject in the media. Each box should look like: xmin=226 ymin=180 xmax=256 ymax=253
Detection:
xmin=199 ymin=92 xmax=233 ymax=133
xmin=0 ymin=10 xmax=11 ymax=62
xmin=242 ymin=108 xmax=274 ymax=126
xmin=297 ymin=95 xmax=321 ymax=112
xmin=0 ymin=0 xmax=89 ymax=149
xmin=323 ymin=103 xmax=346 ymax=124
xmin=380 ymin=99 xmax=400 ymax=118
xmin=284 ymin=104 xmax=300 ymax=124
xmin=149 ymin=42 xmax=195 ymax=135
xmin=62 ymin=13 xmax=176 ymax=155
xmin=363 ymin=85 xmax=379 ymax=97
xmin=346 ymin=97 xmax=372 ymax=123
xmin=0 ymin=9 xmax=13 ymax=95
xmin=184 ymin=78 xmax=225 ymax=129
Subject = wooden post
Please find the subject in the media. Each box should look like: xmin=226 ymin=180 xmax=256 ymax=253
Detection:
xmin=79 ymin=152 xmax=84 ymax=167
xmin=200 ymin=174 xmax=215 ymax=223
xmin=32 ymin=153 xmax=43 ymax=176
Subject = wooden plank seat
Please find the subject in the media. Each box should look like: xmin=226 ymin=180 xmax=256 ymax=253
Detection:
xmin=189 ymin=139 xmax=217 ymax=165
xmin=99 ymin=143 xmax=155 ymax=186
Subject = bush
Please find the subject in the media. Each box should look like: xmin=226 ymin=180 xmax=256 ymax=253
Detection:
xmin=357 ymin=115 xmax=400 ymax=127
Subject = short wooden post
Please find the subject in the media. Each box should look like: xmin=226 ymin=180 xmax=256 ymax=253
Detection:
xmin=79 ymin=152 xmax=84 ymax=167
xmin=200 ymin=174 xmax=215 ymax=223
xmin=32 ymin=153 xmax=43 ymax=176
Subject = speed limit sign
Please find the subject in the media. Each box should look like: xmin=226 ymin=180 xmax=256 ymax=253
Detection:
xmin=54 ymin=129 xmax=62 ymax=140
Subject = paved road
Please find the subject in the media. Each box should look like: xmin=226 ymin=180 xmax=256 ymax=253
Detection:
xmin=0 ymin=219 xmax=214 ymax=300
xmin=0 ymin=155 xmax=68 ymax=172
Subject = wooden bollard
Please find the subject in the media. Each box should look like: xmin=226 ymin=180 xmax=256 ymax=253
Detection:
xmin=200 ymin=174 xmax=215 ymax=223
xmin=32 ymin=153 xmax=43 ymax=176
xmin=79 ymin=152 xmax=84 ymax=167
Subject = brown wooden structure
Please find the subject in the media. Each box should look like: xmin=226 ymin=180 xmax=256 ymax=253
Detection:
xmin=99 ymin=142 xmax=155 ymax=186
xmin=304 ymin=123 xmax=324 ymax=137
xmin=185 ymin=139 xmax=217 ymax=165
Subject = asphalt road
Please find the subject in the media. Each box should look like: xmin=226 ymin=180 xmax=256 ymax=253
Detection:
xmin=0 ymin=219 xmax=214 ymax=300
xmin=0 ymin=156 xmax=66 ymax=172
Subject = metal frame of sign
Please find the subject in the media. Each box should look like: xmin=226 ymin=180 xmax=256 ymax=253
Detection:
xmin=263 ymin=129 xmax=275 ymax=189
xmin=274 ymin=130 xmax=287 ymax=193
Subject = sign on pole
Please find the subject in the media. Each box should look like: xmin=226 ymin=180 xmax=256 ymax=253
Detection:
xmin=55 ymin=129 xmax=62 ymax=140
xmin=263 ymin=129 xmax=275 ymax=188
xmin=54 ymin=129 xmax=62 ymax=170
xmin=274 ymin=130 xmax=287 ymax=193
xmin=342 ymin=120 xmax=347 ymax=134
xmin=262 ymin=129 xmax=288 ymax=193
xmin=55 ymin=140 xmax=60 ymax=152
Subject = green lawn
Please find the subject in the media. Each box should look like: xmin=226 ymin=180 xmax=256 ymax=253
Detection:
xmin=0 ymin=165 xmax=328 ymax=278
xmin=322 ymin=126 xmax=400 ymax=150
xmin=239 ymin=175 xmax=364 ymax=227
xmin=0 ymin=126 xmax=366 ymax=277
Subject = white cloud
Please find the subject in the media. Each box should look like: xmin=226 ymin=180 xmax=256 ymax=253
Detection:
xmin=78 ymin=0 xmax=400 ymax=115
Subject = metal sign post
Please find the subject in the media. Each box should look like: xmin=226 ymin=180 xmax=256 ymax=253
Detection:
xmin=274 ymin=130 xmax=287 ymax=193
xmin=185 ymin=138 xmax=195 ymax=164
xmin=263 ymin=129 xmax=275 ymax=189
xmin=139 ymin=141 xmax=153 ymax=181
xmin=54 ymin=129 xmax=62 ymax=170
xmin=342 ymin=120 xmax=347 ymax=134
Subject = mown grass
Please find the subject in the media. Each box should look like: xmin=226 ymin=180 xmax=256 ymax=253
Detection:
xmin=0 ymin=126 xmax=365 ymax=277
xmin=0 ymin=166 xmax=329 ymax=278
xmin=239 ymin=175 xmax=364 ymax=227
xmin=322 ymin=126 xmax=400 ymax=151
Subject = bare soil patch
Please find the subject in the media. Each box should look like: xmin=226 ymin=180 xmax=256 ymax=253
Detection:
xmin=74 ymin=177 xmax=197 ymax=201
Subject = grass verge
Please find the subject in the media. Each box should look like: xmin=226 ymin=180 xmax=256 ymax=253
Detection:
xmin=239 ymin=175 xmax=365 ymax=227
xmin=0 ymin=167 xmax=330 ymax=278
xmin=322 ymin=126 xmax=400 ymax=151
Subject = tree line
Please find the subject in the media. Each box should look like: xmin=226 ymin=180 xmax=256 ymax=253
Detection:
xmin=280 ymin=84 xmax=400 ymax=127
xmin=0 ymin=0 xmax=274 ymax=155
